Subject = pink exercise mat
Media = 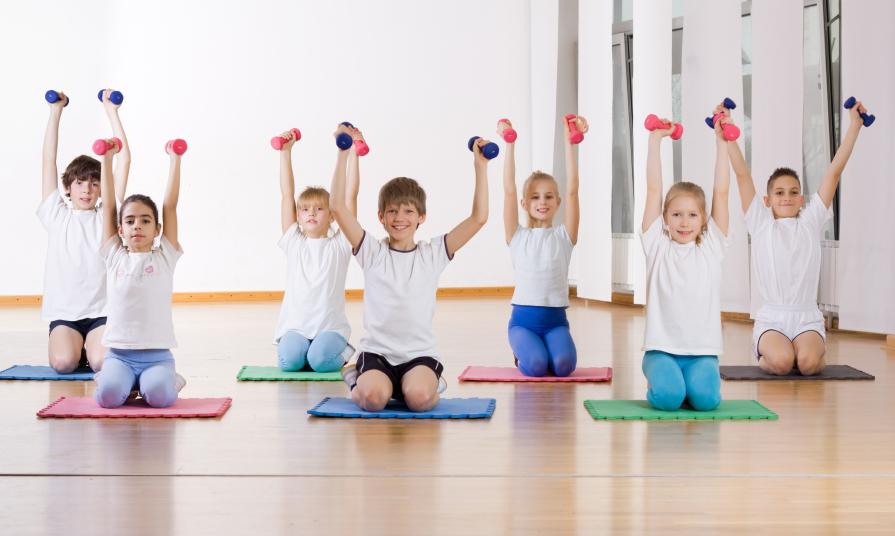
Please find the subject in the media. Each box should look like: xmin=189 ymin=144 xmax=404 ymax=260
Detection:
xmin=37 ymin=396 xmax=232 ymax=418
xmin=458 ymin=366 xmax=612 ymax=382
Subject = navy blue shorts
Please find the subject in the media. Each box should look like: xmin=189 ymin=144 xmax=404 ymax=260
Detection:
xmin=357 ymin=352 xmax=443 ymax=401
xmin=49 ymin=317 xmax=107 ymax=339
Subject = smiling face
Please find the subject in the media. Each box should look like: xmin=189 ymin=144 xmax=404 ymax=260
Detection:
xmin=765 ymin=174 xmax=804 ymax=219
xmin=663 ymin=194 xmax=706 ymax=244
xmin=118 ymin=199 xmax=160 ymax=252
xmin=521 ymin=177 xmax=561 ymax=227
xmin=65 ymin=176 xmax=101 ymax=210
xmin=378 ymin=202 xmax=425 ymax=245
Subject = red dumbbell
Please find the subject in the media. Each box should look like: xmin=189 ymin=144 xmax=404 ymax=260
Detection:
xmin=497 ymin=118 xmax=517 ymax=143
xmin=565 ymin=114 xmax=584 ymax=144
xmin=92 ymin=137 xmax=122 ymax=156
xmin=644 ymin=114 xmax=684 ymax=140
xmin=166 ymin=139 xmax=188 ymax=155
xmin=271 ymin=128 xmax=302 ymax=150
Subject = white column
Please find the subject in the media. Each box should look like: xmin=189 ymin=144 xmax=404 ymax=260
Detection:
xmin=680 ymin=0 xmax=748 ymax=312
xmin=530 ymin=0 xmax=560 ymax=173
xmin=575 ymin=0 xmax=613 ymax=302
xmin=749 ymin=0 xmax=804 ymax=316
xmin=838 ymin=0 xmax=895 ymax=334
xmin=632 ymin=0 xmax=673 ymax=304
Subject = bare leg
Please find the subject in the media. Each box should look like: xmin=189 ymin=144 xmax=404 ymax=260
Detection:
xmin=351 ymin=369 xmax=392 ymax=412
xmin=793 ymin=331 xmax=826 ymax=376
xmin=400 ymin=365 xmax=439 ymax=413
xmin=84 ymin=326 xmax=107 ymax=371
xmin=48 ymin=326 xmax=84 ymax=374
xmin=757 ymin=330 xmax=796 ymax=376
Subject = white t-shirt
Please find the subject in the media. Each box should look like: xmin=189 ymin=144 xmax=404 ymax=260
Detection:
xmin=37 ymin=190 xmax=107 ymax=321
xmin=641 ymin=217 xmax=730 ymax=356
xmin=274 ymin=224 xmax=352 ymax=342
xmin=746 ymin=192 xmax=832 ymax=307
xmin=354 ymin=231 xmax=452 ymax=365
xmin=509 ymin=225 xmax=574 ymax=307
xmin=101 ymin=235 xmax=182 ymax=350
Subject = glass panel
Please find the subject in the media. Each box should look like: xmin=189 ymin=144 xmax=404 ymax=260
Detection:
xmin=741 ymin=13 xmax=752 ymax=167
xmin=614 ymin=0 xmax=632 ymax=23
xmin=804 ymin=4 xmax=835 ymax=239
xmin=828 ymin=17 xmax=841 ymax=147
xmin=672 ymin=28 xmax=683 ymax=183
xmin=611 ymin=41 xmax=635 ymax=234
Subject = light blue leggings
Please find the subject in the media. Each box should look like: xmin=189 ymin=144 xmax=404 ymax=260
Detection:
xmin=642 ymin=350 xmax=721 ymax=411
xmin=277 ymin=330 xmax=347 ymax=372
xmin=94 ymin=348 xmax=177 ymax=408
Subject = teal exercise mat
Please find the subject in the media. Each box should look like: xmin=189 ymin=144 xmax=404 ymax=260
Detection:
xmin=583 ymin=400 xmax=778 ymax=420
xmin=0 ymin=365 xmax=94 ymax=381
xmin=236 ymin=366 xmax=343 ymax=381
xmin=720 ymin=365 xmax=874 ymax=381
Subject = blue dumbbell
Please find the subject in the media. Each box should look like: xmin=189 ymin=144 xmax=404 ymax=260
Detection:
xmin=336 ymin=122 xmax=354 ymax=150
xmin=843 ymin=96 xmax=875 ymax=127
xmin=97 ymin=89 xmax=124 ymax=106
xmin=468 ymin=136 xmax=499 ymax=160
xmin=705 ymin=97 xmax=737 ymax=129
xmin=45 ymin=90 xmax=69 ymax=107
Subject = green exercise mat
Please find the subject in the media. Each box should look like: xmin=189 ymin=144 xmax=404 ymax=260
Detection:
xmin=583 ymin=400 xmax=778 ymax=421
xmin=236 ymin=366 xmax=343 ymax=381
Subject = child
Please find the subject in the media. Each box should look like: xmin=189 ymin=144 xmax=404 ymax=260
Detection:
xmin=93 ymin=139 xmax=184 ymax=408
xmin=640 ymin=108 xmax=732 ymax=411
xmin=728 ymin=100 xmax=869 ymax=376
xmin=39 ymin=89 xmax=130 ymax=373
xmin=499 ymin=116 xmax=587 ymax=377
xmin=273 ymin=128 xmax=360 ymax=372
xmin=331 ymin=124 xmax=492 ymax=412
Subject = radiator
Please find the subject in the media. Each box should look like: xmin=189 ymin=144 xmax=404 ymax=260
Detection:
xmin=818 ymin=239 xmax=838 ymax=313
xmin=612 ymin=233 xmax=636 ymax=293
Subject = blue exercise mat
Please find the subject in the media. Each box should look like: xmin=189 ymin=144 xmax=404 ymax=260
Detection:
xmin=0 ymin=365 xmax=94 ymax=381
xmin=307 ymin=396 xmax=496 ymax=419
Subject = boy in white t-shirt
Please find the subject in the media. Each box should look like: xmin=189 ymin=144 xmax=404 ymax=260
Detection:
xmin=498 ymin=116 xmax=589 ymax=377
xmin=38 ymin=89 xmax=131 ymax=373
xmin=728 ymin=100 xmax=870 ymax=376
xmin=330 ymin=124 xmax=493 ymax=412
xmin=272 ymin=127 xmax=360 ymax=372
xmin=639 ymin=107 xmax=733 ymax=411
xmin=92 ymin=138 xmax=184 ymax=408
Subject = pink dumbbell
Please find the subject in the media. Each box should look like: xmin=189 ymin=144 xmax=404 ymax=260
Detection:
xmin=707 ymin=113 xmax=740 ymax=141
xmin=166 ymin=139 xmax=188 ymax=155
xmin=92 ymin=137 xmax=122 ymax=156
xmin=271 ymin=128 xmax=302 ymax=150
xmin=497 ymin=118 xmax=517 ymax=143
xmin=644 ymin=114 xmax=684 ymax=140
xmin=353 ymin=138 xmax=370 ymax=157
xmin=565 ymin=114 xmax=584 ymax=144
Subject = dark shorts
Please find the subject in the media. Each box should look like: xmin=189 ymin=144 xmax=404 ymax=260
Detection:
xmin=49 ymin=317 xmax=107 ymax=339
xmin=356 ymin=352 xmax=443 ymax=401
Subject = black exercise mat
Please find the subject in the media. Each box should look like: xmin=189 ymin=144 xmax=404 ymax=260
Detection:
xmin=720 ymin=365 xmax=874 ymax=381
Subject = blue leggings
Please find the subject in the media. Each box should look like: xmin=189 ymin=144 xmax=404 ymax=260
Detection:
xmin=508 ymin=305 xmax=577 ymax=377
xmin=94 ymin=348 xmax=177 ymax=408
xmin=277 ymin=330 xmax=347 ymax=372
xmin=642 ymin=350 xmax=721 ymax=411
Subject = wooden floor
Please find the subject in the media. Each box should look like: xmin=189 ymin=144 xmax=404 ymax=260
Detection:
xmin=1 ymin=299 xmax=894 ymax=535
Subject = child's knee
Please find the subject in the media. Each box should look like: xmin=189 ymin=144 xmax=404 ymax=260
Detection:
xmin=354 ymin=384 xmax=390 ymax=412
xmin=49 ymin=352 xmax=79 ymax=374
xmin=307 ymin=334 xmax=347 ymax=372
xmin=688 ymin=387 xmax=721 ymax=411
xmin=796 ymin=351 xmax=825 ymax=375
xmin=518 ymin=356 xmax=549 ymax=377
xmin=649 ymin=383 xmax=686 ymax=411
xmin=94 ymin=381 xmax=128 ymax=408
xmin=550 ymin=352 xmax=577 ymax=377
xmin=278 ymin=332 xmax=310 ymax=371
xmin=141 ymin=378 xmax=177 ymax=408
xmin=402 ymin=385 xmax=437 ymax=412
xmin=760 ymin=353 xmax=795 ymax=375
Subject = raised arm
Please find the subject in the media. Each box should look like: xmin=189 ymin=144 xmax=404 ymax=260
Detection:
xmin=642 ymin=124 xmax=672 ymax=232
xmin=277 ymin=130 xmax=299 ymax=233
xmin=162 ymin=150 xmax=182 ymax=250
xmin=99 ymin=143 xmax=119 ymax=242
xmin=346 ymin=129 xmax=363 ymax=219
xmin=564 ymin=115 xmax=588 ymax=245
xmin=41 ymin=93 xmax=66 ymax=200
xmin=499 ymin=120 xmax=519 ymax=244
xmin=712 ymin=117 xmax=731 ymax=236
xmin=445 ymin=138 xmax=490 ymax=256
xmin=817 ymin=101 xmax=866 ymax=208
xmin=329 ymin=124 xmax=364 ymax=249
xmin=101 ymin=89 xmax=131 ymax=204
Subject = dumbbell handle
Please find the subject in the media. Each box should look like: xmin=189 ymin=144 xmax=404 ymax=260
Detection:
xmin=843 ymin=96 xmax=876 ymax=127
xmin=498 ymin=119 xmax=517 ymax=143
xmin=271 ymin=128 xmax=302 ymax=150
xmin=92 ymin=138 xmax=122 ymax=156
xmin=706 ymin=113 xmax=740 ymax=141
xmin=45 ymin=90 xmax=69 ymax=107
xmin=97 ymin=90 xmax=124 ymax=106
xmin=468 ymin=136 xmax=499 ymax=160
xmin=565 ymin=114 xmax=584 ymax=144
xmin=644 ymin=114 xmax=684 ymax=140
xmin=166 ymin=139 xmax=188 ymax=156
xmin=338 ymin=122 xmax=369 ymax=156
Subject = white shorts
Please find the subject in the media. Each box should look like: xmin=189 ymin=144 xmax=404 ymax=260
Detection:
xmin=752 ymin=304 xmax=826 ymax=359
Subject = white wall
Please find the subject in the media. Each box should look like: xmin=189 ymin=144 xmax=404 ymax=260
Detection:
xmin=1 ymin=0 xmax=533 ymax=294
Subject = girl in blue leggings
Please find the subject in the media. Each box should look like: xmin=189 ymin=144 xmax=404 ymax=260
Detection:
xmin=638 ymin=105 xmax=734 ymax=411
xmin=499 ymin=116 xmax=588 ymax=377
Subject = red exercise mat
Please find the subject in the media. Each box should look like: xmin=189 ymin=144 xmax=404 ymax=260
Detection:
xmin=458 ymin=366 xmax=612 ymax=382
xmin=37 ymin=396 xmax=232 ymax=418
